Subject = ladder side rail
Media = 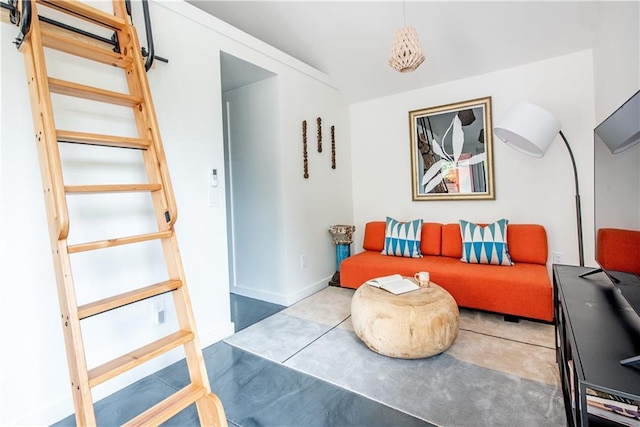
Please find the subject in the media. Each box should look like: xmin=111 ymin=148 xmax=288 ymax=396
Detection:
xmin=18 ymin=1 xmax=68 ymax=241
xmin=112 ymin=3 xmax=220 ymax=424
xmin=50 ymin=242 xmax=96 ymax=427
xmin=169 ymin=255 xmax=221 ymax=421
xmin=17 ymin=1 xmax=95 ymax=425
xmin=113 ymin=0 xmax=211 ymax=389
xmin=113 ymin=1 xmax=177 ymax=229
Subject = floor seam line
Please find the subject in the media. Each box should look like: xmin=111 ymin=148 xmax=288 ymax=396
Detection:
xmin=151 ymin=373 xmax=180 ymax=391
xmin=459 ymin=327 xmax=555 ymax=350
xmin=282 ymin=314 xmax=351 ymax=363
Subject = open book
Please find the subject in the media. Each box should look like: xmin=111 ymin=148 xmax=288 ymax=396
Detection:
xmin=365 ymin=274 xmax=420 ymax=295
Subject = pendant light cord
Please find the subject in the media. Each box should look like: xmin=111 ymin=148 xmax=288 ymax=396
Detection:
xmin=403 ymin=0 xmax=407 ymax=26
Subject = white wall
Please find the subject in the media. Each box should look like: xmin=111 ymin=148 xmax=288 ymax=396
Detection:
xmin=592 ymin=1 xmax=640 ymax=123
xmin=224 ymin=77 xmax=286 ymax=300
xmin=279 ymin=72 xmax=353 ymax=303
xmin=214 ymin=27 xmax=352 ymax=305
xmin=223 ymin=70 xmax=353 ymax=306
xmin=591 ymin=1 xmax=640 ymax=239
xmin=186 ymin=5 xmax=352 ymax=307
xmin=350 ymin=51 xmax=596 ymax=268
xmin=0 ymin=1 xmax=349 ymax=424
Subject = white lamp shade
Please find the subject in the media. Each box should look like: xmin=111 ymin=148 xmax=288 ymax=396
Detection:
xmin=494 ymin=102 xmax=561 ymax=157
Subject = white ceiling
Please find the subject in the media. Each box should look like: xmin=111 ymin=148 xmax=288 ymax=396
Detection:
xmin=187 ymin=1 xmax=603 ymax=103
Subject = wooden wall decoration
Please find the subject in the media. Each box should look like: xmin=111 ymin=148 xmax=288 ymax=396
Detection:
xmin=331 ymin=125 xmax=336 ymax=169
xmin=302 ymin=120 xmax=309 ymax=178
xmin=317 ymin=117 xmax=323 ymax=153
xmin=302 ymin=118 xmax=336 ymax=177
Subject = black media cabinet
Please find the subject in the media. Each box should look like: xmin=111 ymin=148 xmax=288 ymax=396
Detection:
xmin=554 ymin=265 xmax=640 ymax=426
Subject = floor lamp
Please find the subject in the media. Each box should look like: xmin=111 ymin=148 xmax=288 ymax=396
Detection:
xmin=494 ymin=102 xmax=584 ymax=266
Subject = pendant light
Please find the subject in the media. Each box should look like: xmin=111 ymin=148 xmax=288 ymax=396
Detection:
xmin=389 ymin=2 xmax=425 ymax=73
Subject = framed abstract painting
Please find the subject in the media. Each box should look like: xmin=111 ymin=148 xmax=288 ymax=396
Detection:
xmin=409 ymin=97 xmax=495 ymax=201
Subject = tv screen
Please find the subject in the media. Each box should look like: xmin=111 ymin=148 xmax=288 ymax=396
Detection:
xmin=592 ymin=90 xmax=640 ymax=366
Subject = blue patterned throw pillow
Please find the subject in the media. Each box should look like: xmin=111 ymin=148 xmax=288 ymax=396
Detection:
xmin=459 ymin=219 xmax=514 ymax=266
xmin=381 ymin=217 xmax=423 ymax=258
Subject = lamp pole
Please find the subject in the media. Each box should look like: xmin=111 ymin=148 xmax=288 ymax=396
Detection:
xmin=559 ymin=131 xmax=584 ymax=266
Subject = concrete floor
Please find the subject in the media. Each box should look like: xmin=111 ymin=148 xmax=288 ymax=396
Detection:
xmin=52 ymin=293 xmax=431 ymax=426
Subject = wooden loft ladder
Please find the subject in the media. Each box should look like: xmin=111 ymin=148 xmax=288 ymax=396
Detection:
xmin=9 ymin=0 xmax=226 ymax=425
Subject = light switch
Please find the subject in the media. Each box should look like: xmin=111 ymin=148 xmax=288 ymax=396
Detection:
xmin=210 ymin=169 xmax=218 ymax=187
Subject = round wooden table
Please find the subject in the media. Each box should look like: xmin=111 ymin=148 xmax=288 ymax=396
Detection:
xmin=351 ymin=281 xmax=459 ymax=359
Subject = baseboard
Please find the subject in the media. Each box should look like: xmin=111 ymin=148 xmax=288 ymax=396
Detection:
xmin=8 ymin=395 xmax=75 ymax=427
xmin=10 ymin=322 xmax=235 ymax=426
xmin=230 ymin=276 xmax=333 ymax=306
xmin=283 ymin=277 xmax=333 ymax=306
xmin=199 ymin=321 xmax=235 ymax=348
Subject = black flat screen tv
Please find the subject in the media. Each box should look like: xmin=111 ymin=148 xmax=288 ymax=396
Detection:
xmin=590 ymin=89 xmax=640 ymax=366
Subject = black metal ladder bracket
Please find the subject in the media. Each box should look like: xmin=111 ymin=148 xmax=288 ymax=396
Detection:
xmin=9 ymin=0 xmax=31 ymax=48
xmin=3 ymin=0 xmax=168 ymax=69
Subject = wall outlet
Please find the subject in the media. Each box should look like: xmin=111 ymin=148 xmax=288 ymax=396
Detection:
xmin=300 ymin=254 xmax=308 ymax=269
xmin=153 ymin=299 xmax=165 ymax=325
xmin=553 ymin=251 xmax=563 ymax=264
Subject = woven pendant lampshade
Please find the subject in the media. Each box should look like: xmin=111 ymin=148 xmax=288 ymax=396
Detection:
xmin=389 ymin=26 xmax=425 ymax=73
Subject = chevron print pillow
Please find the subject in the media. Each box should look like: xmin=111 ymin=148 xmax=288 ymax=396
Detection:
xmin=459 ymin=219 xmax=514 ymax=266
xmin=381 ymin=217 xmax=423 ymax=258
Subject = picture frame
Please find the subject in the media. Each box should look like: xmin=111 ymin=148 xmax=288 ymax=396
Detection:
xmin=409 ymin=96 xmax=495 ymax=201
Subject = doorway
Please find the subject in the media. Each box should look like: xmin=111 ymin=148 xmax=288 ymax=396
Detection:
xmin=220 ymin=52 xmax=282 ymax=329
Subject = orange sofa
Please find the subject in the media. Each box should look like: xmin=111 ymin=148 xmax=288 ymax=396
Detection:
xmin=596 ymin=228 xmax=640 ymax=275
xmin=340 ymin=221 xmax=553 ymax=322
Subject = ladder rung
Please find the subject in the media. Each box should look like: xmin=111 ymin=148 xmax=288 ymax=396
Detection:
xmin=41 ymin=28 xmax=132 ymax=68
xmin=0 ymin=6 xmax=11 ymax=25
xmin=40 ymin=18 xmax=116 ymax=52
xmin=48 ymin=77 xmax=142 ymax=107
xmin=78 ymin=280 xmax=182 ymax=319
xmin=57 ymin=130 xmax=150 ymax=149
xmin=38 ymin=0 xmax=127 ymax=31
xmin=68 ymin=231 xmax=173 ymax=253
xmin=123 ymin=384 xmax=207 ymax=427
xmin=65 ymin=184 xmax=161 ymax=194
xmin=88 ymin=331 xmax=195 ymax=388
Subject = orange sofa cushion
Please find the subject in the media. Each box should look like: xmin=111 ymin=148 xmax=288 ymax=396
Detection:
xmin=507 ymin=224 xmax=549 ymax=265
xmin=363 ymin=221 xmax=442 ymax=256
xmin=596 ymin=228 xmax=640 ymax=275
xmin=441 ymin=223 xmax=548 ymax=265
